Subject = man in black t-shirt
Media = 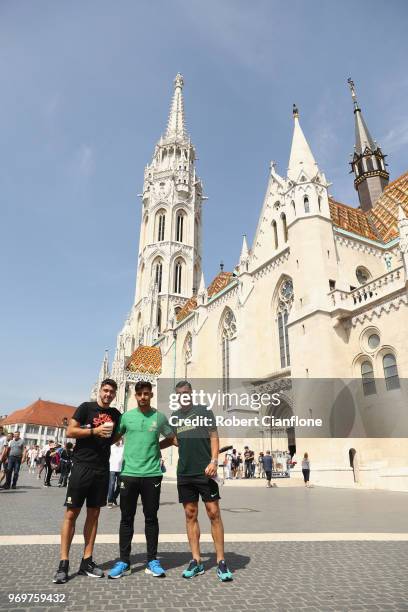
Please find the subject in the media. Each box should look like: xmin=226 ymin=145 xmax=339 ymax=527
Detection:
xmin=160 ymin=380 xmax=233 ymax=582
xmin=53 ymin=379 xmax=121 ymax=584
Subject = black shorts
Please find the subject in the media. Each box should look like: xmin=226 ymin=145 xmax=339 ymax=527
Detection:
xmin=265 ymin=470 xmax=272 ymax=481
xmin=177 ymin=474 xmax=220 ymax=504
xmin=64 ymin=463 xmax=109 ymax=509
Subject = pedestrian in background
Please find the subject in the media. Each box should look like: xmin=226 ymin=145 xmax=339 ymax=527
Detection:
xmin=0 ymin=433 xmax=13 ymax=486
xmin=3 ymin=431 xmax=26 ymax=489
xmin=302 ymin=452 xmax=311 ymax=487
xmin=107 ymin=440 xmax=123 ymax=507
xmin=257 ymin=452 xmax=265 ymax=478
xmin=263 ymin=450 xmax=273 ymax=488
xmin=58 ymin=442 xmax=73 ymax=488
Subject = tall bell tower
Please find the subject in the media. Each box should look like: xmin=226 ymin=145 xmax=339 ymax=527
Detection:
xmin=112 ymin=74 xmax=203 ymax=382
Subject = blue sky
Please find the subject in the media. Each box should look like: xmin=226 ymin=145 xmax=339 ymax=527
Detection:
xmin=1 ymin=0 xmax=407 ymax=414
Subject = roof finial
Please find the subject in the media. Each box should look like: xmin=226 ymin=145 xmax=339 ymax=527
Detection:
xmin=174 ymin=73 xmax=184 ymax=90
xmin=293 ymin=103 xmax=299 ymax=118
xmin=347 ymin=77 xmax=360 ymax=112
xmin=220 ymin=261 xmax=224 ymax=272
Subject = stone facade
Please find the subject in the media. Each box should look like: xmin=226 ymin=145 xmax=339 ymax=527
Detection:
xmin=96 ymin=76 xmax=408 ymax=490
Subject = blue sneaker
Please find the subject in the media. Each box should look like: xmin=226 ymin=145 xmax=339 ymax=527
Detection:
xmin=108 ymin=561 xmax=131 ymax=579
xmin=216 ymin=560 xmax=233 ymax=582
xmin=145 ymin=559 xmax=166 ymax=577
xmin=182 ymin=559 xmax=205 ymax=579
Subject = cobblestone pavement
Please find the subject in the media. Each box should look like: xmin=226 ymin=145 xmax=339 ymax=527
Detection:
xmin=1 ymin=470 xmax=408 ymax=611
xmin=1 ymin=542 xmax=408 ymax=611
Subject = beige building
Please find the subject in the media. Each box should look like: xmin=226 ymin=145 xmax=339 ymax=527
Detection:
xmin=98 ymin=75 xmax=408 ymax=490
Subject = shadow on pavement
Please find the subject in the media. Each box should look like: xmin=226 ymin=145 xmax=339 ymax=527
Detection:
xmin=99 ymin=549 xmax=250 ymax=574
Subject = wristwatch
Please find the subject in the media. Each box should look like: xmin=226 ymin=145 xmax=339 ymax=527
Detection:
xmin=210 ymin=459 xmax=218 ymax=465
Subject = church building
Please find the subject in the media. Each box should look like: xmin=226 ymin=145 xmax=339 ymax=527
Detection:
xmin=94 ymin=75 xmax=408 ymax=490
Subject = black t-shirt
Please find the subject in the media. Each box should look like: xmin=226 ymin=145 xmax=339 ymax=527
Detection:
xmin=171 ymin=404 xmax=217 ymax=477
xmin=72 ymin=402 xmax=121 ymax=470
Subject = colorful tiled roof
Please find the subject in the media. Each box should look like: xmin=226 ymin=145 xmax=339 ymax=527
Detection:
xmin=176 ymin=271 xmax=234 ymax=323
xmin=329 ymin=198 xmax=378 ymax=240
xmin=1 ymin=400 xmax=76 ymax=428
xmin=329 ymin=171 xmax=408 ymax=243
xmin=367 ymin=171 xmax=408 ymax=242
xmin=126 ymin=345 xmax=162 ymax=375
xmin=176 ymin=295 xmax=197 ymax=323
xmin=207 ymin=271 xmax=234 ymax=297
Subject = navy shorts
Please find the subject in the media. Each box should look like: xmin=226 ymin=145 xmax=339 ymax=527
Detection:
xmin=177 ymin=474 xmax=220 ymax=504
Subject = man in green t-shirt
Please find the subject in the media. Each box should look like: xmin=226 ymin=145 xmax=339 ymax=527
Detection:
xmin=108 ymin=381 xmax=173 ymax=580
xmin=160 ymin=380 xmax=233 ymax=582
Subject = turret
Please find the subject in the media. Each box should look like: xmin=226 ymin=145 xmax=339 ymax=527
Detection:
xmin=348 ymin=78 xmax=389 ymax=211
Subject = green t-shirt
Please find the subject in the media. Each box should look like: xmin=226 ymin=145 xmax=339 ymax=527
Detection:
xmin=171 ymin=405 xmax=217 ymax=476
xmin=118 ymin=407 xmax=173 ymax=477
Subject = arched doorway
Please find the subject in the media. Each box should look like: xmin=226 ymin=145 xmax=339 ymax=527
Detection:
xmin=264 ymin=398 xmax=296 ymax=457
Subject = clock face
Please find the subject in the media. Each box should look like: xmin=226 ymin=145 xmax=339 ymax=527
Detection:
xmin=281 ymin=280 xmax=293 ymax=300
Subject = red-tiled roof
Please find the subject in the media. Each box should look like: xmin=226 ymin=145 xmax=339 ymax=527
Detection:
xmin=329 ymin=198 xmax=378 ymax=240
xmin=1 ymin=400 xmax=76 ymax=427
xmin=329 ymin=171 xmax=408 ymax=243
xmin=176 ymin=271 xmax=234 ymax=323
xmin=126 ymin=346 xmax=162 ymax=375
xmin=367 ymin=171 xmax=408 ymax=242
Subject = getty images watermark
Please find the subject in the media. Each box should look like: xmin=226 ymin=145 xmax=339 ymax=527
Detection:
xmin=168 ymin=390 xmax=323 ymax=429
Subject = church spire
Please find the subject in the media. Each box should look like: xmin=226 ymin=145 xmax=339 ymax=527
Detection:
xmin=287 ymin=104 xmax=319 ymax=181
xmin=347 ymin=78 xmax=389 ymax=211
xmin=164 ymin=73 xmax=187 ymax=141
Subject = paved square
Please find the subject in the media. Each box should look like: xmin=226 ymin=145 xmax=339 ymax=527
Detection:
xmin=1 ymin=470 xmax=408 ymax=611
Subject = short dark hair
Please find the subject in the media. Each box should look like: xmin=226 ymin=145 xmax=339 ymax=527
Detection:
xmin=100 ymin=378 xmax=118 ymax=391
xmin=66 ymin=442 xmax=73 ymax=450
xmin=135 ymin=381 xmax=152 ymax=392
xmin=175 ymin=380 xmax=192 ymax=391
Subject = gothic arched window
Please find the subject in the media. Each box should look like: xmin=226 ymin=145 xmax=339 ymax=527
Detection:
xmin=291 ymin=200 xmax=296 ymax=216
xmin=176 ymin=212 xmax=185 ymax=242
xmin=361 ymin=360 xmax=376 ymax=396
xmin=366 ymin=157 xmax=374 ymax=172
xmin=220 ymin=308 xmax=237 ymax=409
xmin=157 ymin=306 xmax=162 ymax=332
xmin=281 ymin=213 xmax=288 ymax=242
xmin=383 ymin=353 xmax=400 ymax=391
xmin=277 ymin=279 xmax=293 ymax=368
xmin=174 ymin=259 xmax=183 ymax=294
xmin=376 ymin=157 xmax=383 ymax=171
xmin=157 ymin=210 xmax=166 ymax=242
xmin=272 ymin=221 xmax=278 ymax=249
xmin=154 ymin=260 xmax=163 ymax=292
xmin=304 ymin=196 xmax=310 ymax=213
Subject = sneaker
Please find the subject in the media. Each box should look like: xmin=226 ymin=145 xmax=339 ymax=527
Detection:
xmin=108 ymin=561 xmax=131 ymax=579
xmin=78 ymin=558 xmax=104 ymax=578
xmin=11 ymin=485 xmax=17 ymax=489
xmin=107 ymin=502 xmax=113 ymax=508
xmin=145 ymin=559 xmax=166 ymax=577
xmin=53 ymin=561 xmax=69 ymax=584
xmin=182 ymin=559 xmax=204 ymax=579
xmin=216 ymin=560 xmax=233 ymax=582
xmin=112 ymin=500 xmax=118 ymax=507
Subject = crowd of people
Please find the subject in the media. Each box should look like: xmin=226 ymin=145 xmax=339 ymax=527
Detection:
xmin=0 ymin=426 xmax=76 ymax=489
